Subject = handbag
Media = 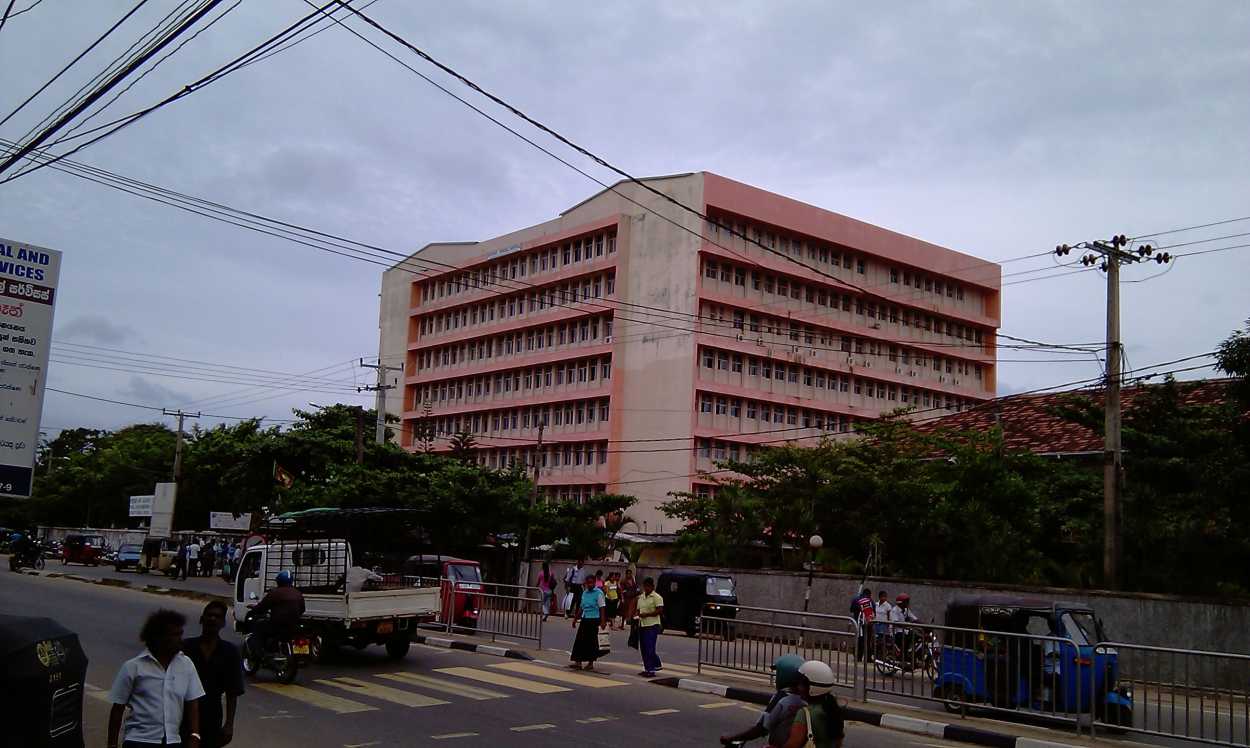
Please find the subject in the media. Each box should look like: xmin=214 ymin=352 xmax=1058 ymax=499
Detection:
xmin=800 ymin=706 xmax=816 ymax=748
xmin=627 ymin=619 xmax=640 ymax=650
xmin=597 ymin=629 xmax=611 ymax=654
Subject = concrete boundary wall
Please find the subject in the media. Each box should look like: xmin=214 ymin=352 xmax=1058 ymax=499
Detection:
xmin=528 ymin=560 xmax=1250 ymax=655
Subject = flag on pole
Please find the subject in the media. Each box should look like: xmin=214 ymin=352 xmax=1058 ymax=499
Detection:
xmin=273 ymin=462 xmax=294 ymax=489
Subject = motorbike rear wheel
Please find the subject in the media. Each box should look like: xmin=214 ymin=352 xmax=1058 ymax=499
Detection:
xmin=33 ymin=556 xmax=45 ymax=570
xmin=274 ymin=657 xmax=298 ymax=684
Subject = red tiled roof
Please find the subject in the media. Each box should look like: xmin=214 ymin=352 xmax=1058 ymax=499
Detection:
xmin=917 ymin=378 xmax=1232 ymax=455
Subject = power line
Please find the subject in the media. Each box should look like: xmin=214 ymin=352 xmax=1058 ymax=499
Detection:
xmin=0 ymin=0 xmax=340 ymax=184
xmin=2 ymin=141 xmax=1085 ymax=373
xmin=1129 ymin=215 xmax=1250 ymax=241
xmin=52 ymin=340 xmax=359 ymax=387
xmin=0 ymin=0 xmax=16 ymax=34
xmin=0 ymin=0 xmax=225 ymax=178
xmin=49 ymin=0 xmax=246 ymax=151
xmin=0 ymin=0 xmax=153 ymax=131
xmin=5 ymin=0 xmax=43 ymax=18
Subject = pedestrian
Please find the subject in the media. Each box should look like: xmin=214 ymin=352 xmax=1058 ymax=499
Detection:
xmin=636 ymin=576 xmax=664 ymax=677
xmin=200 ymin=544 xmax=214 ymax=578
xmin=618 ymin=568 xmax=639 ymax=630
xmin=720 ymin=653 xmax=804 ymax=745
xmin=176 ymin=543 xmax=188 ymax=580
xmin=569 ymin=574 xmax=606 ymax=671
xmin=186 ymin=539 xmax=201 ymax=579
xmin=107 ymin=609 xmax=206 ymax=748
xmin=563 ymin=558 xmax=587 ymax=618
xmin=536 ymin=561 xmax=555 ymax=621
xmin=874 ymin=590 xmax=893 ymax=656
xmin=604 ymin=572 xmax=620 ymax=624
xmin=594 ymin=569 xmax=605 ymax=589
xmin=850 ymin=587 xmax=874 ymax=660
xmin=183 ymin=601 xmax=244 ymax=748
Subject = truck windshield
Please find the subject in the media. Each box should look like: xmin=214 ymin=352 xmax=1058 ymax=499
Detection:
xmin=706 ymin=577 xmax=735 ymax=596
xmin=448 ymin=564 xmax=481 ymax=582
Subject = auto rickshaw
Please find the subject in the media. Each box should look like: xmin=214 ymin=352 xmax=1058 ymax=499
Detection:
xmin=139 ymin=538 xmax=181 ymax=575
xmin=404 ymin=555 xmax=483 ymax=630
xmin=933 ymin=595 xmax=1132 ymax=726
xmin=656 ymin=569 xmax=738 ymax=637
xmin=60 ymin=534 xmax=105 ymax=566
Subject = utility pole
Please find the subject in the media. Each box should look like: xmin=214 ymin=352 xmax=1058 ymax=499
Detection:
xmin=1056 ymin=237 xmax=1171 ymax=589
xmin=163 ymin=409 xmax=201 ymax=483
xmin=518 ymin=421 xmax=545 ymax=583
xmin=359 ymin=358 xmax=402 ymax=444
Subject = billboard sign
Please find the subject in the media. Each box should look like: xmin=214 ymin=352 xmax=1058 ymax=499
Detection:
xmin=129 ymin=495 xmax=154 ymax=517
xmin=0 ymin=237 xmax=61 ymax=498
xmin=148 ymin=483 xmax=177 ymax=538
xmin=209 ymin=512 xmax=252 ymax=531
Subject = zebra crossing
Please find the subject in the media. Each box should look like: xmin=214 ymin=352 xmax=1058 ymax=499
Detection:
xmin=247 ymin=662 xmax=628 ymax=716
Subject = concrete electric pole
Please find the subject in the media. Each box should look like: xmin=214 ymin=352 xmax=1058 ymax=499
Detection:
xmin=162 ymin=409 xmax=201 ymax=483
xmin=359 ymin=358 xmax=402 ymax=444
xmin=518 ymin=421 xmax=545 ymax=583
xmin=1055 ymin=236 xmax=1171 ymax=589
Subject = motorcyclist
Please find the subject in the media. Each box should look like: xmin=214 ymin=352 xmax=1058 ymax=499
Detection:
xmin=10 ymin=530 xmax=37 ymax=566
xmin=250 ymin=570 xmax=305 ymax=654
xmin=719 ymin=654 xmax=804 ymax=745
xmin=890 ymin=593 xmax=920 ymax=668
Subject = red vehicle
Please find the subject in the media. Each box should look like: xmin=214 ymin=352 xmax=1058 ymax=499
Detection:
xmin=404 ymin=555 xmax=482 ymax=631
xmin=61 ymin=534 xmax=106 ymax=566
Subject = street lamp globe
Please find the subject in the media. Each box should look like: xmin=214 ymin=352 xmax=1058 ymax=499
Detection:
xmin=809 ymin=534 xmax=824 ymax=550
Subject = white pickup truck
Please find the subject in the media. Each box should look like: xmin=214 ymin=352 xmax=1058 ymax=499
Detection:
xmin=232 ymin=539 xmax=439 ymax=659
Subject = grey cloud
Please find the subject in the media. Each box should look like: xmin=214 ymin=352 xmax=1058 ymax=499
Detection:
xmin=56 ymin=315 xmax=136 ymax=345
xmin=118 ymin=376 xmax=193 ymax=408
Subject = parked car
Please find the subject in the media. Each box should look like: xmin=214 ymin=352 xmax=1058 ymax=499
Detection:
xmin=404 ymin=555 xmax=483 ymax=631
xmin=113 ymin=544 xmax=144 ymax=572
xmin=656 ymin=569 xmax=738 ymax=637
xmin=60 ymin=535 xmax=105 ymax=566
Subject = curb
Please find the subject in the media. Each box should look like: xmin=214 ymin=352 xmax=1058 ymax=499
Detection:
xmin=652 ymin=677 xmax=1079 ymax=748
xmin=24 ymin=568 xmax=232 ymax=605
xmin=413 ymin=634 xmax=533 ymax=661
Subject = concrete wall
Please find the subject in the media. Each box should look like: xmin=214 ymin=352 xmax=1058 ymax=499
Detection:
xmin=528 ymin=559 xmax=1250 ymax=655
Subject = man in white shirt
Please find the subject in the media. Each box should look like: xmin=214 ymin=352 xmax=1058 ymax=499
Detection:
xmin=108 ymin=609 xmax=206 ymax=748
xmin=185 ymin=541 xmax=201 ymax=578
xmin=874 ymin=590 xmax=894 ymax=655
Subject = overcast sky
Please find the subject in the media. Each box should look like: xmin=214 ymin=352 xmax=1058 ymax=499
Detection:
xmin=1 ymin=0 xmax=1247 ymax=440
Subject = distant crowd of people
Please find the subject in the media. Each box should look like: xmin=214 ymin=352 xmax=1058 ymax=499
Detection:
xmin=173 ymin=538 xmax=244 ymax=581
xmin=850 ymin=586 xmax=921 ymax=659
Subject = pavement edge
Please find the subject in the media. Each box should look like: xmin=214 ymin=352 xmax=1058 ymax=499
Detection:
xmin=652 ymin=677 xmax=1082 ymax=748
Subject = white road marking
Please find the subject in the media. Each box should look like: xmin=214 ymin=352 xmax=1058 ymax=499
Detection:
xmin=510 ymin=723 xmax=557 ymax=732
xmin=640 ymin=708 xmax=680 ymax=716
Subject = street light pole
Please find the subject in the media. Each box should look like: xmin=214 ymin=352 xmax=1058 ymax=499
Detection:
xmin=802 ymin=534 xmax=823 ymax=634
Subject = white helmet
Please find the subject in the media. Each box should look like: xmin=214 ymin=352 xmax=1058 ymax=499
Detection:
xmin=798 ymin=660 xmax=836 ymax=697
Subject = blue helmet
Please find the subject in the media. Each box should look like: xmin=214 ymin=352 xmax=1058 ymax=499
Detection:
xmin=275 ymin=570 xmax=293 ymax=586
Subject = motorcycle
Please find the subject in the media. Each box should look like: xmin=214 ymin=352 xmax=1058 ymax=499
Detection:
xmin=9 ymin=544 xmax=46 ymax=571
xmin=875 ymin=628 xmax=939 ymax=680
xmin=240 ymin=615 xmax=313 ymax=684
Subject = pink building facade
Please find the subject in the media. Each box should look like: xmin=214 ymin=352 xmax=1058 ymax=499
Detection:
xmin=377 ymin=173 xmax=1001 ymax=532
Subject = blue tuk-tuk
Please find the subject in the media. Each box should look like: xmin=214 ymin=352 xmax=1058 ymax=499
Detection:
xmin=933 ymin=595 xmax=1132 ymax=725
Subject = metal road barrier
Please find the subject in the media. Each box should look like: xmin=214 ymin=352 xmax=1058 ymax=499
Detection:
xmin=445 ymin=580 xmax=544 ymax=648
xmin=1090 ymin=643 xmax=1250 ymax=747
xmin=867 ymin=620 xmax=1088 ymax=732
xmin=698 ymin=603 xmax=860 ymax=695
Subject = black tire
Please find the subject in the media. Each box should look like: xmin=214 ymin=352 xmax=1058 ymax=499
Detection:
xmin=938 ymin=683 xmax=969 ymax=714
xmin=385 ymin=635 xmax=411 ymax=660
xmin=241 ymin=638 xmax=259 ymax=676
xmin=8 ymin=557 xmax=17 ymax=572
xmin=34 ymin=557 xmax=45 ymax=570
xmin=275 ymin=656 xmax=298 ymax=684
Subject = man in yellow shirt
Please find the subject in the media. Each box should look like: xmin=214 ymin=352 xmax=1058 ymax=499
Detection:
xmin=636 ymin=577 xmax=665 ymax=677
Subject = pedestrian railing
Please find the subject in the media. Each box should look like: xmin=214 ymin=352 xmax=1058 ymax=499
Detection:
xmin=698 ymin=603 xmax=860 ymax=693
xmin=1090 ymin=643 xmax=1250 ymax=747
xmin=696 ymin=606 xmax=1250 ymax=747
xmin=444 ymin=580 xmax=544 ymax=649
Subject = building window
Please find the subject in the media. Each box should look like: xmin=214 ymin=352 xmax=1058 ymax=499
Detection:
xmin=700 ymin=396 xmax=713 ymax=413
xmin=747 ymin=401 xmax=757 ymax=420
xmin=730 ymin=399 xmax=741 ymax=417
xmin=732 ymin=354 xmax=743 ymax=373
xmin=705 ymin=260 xmax=718 ymax=279
xmin=703 ymin=349 xmax=715 ymax=368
